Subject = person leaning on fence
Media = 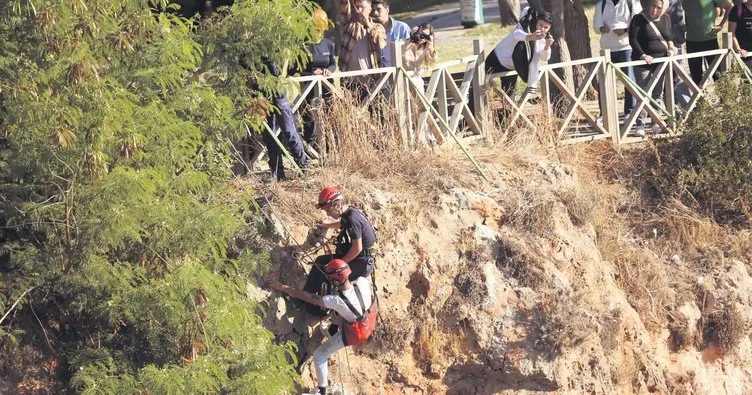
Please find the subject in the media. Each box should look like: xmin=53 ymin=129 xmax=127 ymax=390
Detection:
xmin=303 ymin=187 xmax=378 ymax=317
xmin=294 ymin=8 xmax=336 ymax=151
xmin=484 ymin=7 xmax=554 ymax=100
xmin=628 ymin=0 xmax=675 ymax=136
xmin=593 ymin=0 xmax=642 ymax=121
xmin=728 ymin=1 xmax=752 ymax=72
xmin=683 ymin=0 xmax=731 ymax=84
xmin=372 ymin=0 xmax=411 ymax=68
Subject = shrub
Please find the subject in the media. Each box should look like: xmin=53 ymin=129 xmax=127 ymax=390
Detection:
xmin=657 ymin=76 xmax=752 ymax=219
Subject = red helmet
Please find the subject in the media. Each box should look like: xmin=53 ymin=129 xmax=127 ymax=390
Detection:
xmin=317 ymin=187 xmax=343 ymax=209
xmin=324 ymin=259 xmax=351 ymax=283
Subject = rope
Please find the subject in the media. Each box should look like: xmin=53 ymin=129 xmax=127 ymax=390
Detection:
xmin=344 ymin=346 xmax=356 ymax=392
xmin=396 ymin=67 xmax=490 ymax=182
xmin=258 ymin=122 xmax=306 ymax=179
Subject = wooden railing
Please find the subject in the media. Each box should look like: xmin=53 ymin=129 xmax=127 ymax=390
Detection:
xmin=260 ymin=32 xmax=749 ymax=165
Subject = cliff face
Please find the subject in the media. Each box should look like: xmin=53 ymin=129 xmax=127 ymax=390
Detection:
xmin=259 ymin=146 xmax=752 ymax=394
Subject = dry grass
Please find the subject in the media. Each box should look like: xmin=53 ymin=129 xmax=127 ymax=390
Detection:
xmin=413 ymin=313 xmax=458 ymax=377
xmin=557 ymin=180 xmax=598 ymax=227
xmin=496 ymin=235 xmax=546 ymax=290
xmin=698 ymin=302 xmax=748 ymax=353
xmin=532 ymin=291 xmax=595 ymax=360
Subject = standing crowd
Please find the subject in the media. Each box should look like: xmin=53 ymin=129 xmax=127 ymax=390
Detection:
xmin=242 ymin=0 xmax=752 ymax=181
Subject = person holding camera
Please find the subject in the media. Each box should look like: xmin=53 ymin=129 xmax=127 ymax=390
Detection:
xmin=402 ymin=24 xmax=438 ymax=91
xmin=338 ymin=0 xmax=386 ymax=73
xmin=485 ymin=7 xmax=554 ymax=99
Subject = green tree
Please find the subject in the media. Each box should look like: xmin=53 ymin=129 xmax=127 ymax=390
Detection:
xmin=0 ymin=0 xmax=315 ymax=392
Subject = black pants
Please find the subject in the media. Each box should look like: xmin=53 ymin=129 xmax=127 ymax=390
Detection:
xmin=302 ymin=254 xmax=375 ymax=317
xmin=485 ymin=51 xmax=518 ymax=97
xmin=686 ymin=39 xmax=721 ymax=85
xmin=261 ymin=95 xmax=307 ymax=180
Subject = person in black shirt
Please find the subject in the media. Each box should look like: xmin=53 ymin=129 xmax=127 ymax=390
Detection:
xmin=303 ymin=187 xmax=378 ymax=317
xmin=629 ymin=0 xmax=675 ymax=135
xmin=729 ymin=1 xmax=752 ymax=70
xmin=297 ymin=9 xmax=337 ymax=150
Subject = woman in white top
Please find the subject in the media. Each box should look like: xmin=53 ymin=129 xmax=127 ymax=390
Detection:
xmin=593 ymin=0 xmax=642 ymax=116
xmin=485 ymin=7 xmax=554 ymax=98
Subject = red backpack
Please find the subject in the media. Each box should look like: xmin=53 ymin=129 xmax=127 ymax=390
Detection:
xmin=338 ymin=283 xmax=378 ymax=346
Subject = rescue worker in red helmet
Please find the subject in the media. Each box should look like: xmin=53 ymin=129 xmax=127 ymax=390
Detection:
xmin=304 ymin=187 xmax=378 ymax=316
xmin=268 ymin=259 xmax=374 ymax=395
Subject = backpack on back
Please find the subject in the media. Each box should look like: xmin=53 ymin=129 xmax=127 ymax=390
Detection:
xmin=339 ymin=283 xmax=378 ymax=346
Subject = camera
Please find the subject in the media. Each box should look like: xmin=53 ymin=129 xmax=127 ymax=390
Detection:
xmin=410 ymin=32 xmax=432 ymax=43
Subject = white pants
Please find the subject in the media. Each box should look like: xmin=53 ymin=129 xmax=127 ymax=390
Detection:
xmin=313 ymin=330 xmax=346 ymax=387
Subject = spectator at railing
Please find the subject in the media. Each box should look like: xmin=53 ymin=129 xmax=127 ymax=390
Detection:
xmin=402 ymin=24 xmax=438 ymax=91
xmin=667 ymin=0 xmax=692 ymax=108
xmin=629 ymin=0 xmax=676 ymax=136
xmin=372 ymin=0 xmax=411 ymax=67
xmin=484 ymin=7 xmax=554 ymax=99
xmin=728 ymin=1 xmax=752 ymax=71
xmin=294 ymin=8 xmax=336 ymax=151
xmin=667 ymin=0 xmax=686 ymax=53
xmin=337 ymin=0 xmax=387 ymax=97
xmin=240 ymin=57 xmax=308 ymax=180
xmin=684 ymin=0 xmax=731 ymax=84
xmin=593 ymin=0 xmax=642 ymax=121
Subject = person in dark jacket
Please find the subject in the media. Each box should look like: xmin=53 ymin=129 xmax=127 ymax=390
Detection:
xmin=629 ymin=0 xmax=675 ymax=135
xmin=242 ymin=56 xmax=308 ymax=180
xmin=297 ymin=8 xmax=336 ymax=151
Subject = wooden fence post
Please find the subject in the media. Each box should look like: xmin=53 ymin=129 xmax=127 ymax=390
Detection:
xmin=472 ymin=39 xmax=486 ymax=137
xmin=598 ymin=49 xmax=619 ymax=146
xmin=391 ymin=40 xmax=410 ymax=146
xmin=721 ymin=32 xmax=733 ymax=74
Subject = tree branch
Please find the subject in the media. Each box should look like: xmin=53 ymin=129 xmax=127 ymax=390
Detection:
xmin=0 ymin=286 xmax=36 ymax=326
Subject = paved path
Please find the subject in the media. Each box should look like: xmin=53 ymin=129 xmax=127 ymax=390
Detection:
xmin=404 ymin=0 xmax=506 ymax=32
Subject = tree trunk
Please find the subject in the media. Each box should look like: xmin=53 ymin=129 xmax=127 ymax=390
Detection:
xmin=497 ymin=0 xmax=520 ymax=26
xmin=531 ymin=0 xmax=593 ymax=109
xmin=564 ymin=0 xmax=593 ymax=90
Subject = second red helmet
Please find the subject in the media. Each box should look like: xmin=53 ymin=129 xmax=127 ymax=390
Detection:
xmin=324 ymin=259 xmax=351 ymax=283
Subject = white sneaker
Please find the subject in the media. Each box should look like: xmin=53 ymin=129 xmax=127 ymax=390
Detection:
xmin=631 ymin=125 xmax=646 ymax=137
xmin=596 ymin=116 xmax=603 ymax=127
xmin=319 ymin=320 xmax=331 ymax=338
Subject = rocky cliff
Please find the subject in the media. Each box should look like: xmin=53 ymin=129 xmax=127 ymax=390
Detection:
xmin=257 ymin=143 xmax=752 ymax=394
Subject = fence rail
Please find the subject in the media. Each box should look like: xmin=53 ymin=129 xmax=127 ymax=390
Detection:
xmin=261 ymin=33 xmax=747 ymax=165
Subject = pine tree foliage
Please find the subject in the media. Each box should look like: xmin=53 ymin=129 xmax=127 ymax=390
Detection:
xmin=0 ymin=0 xmax=316 ymax=392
